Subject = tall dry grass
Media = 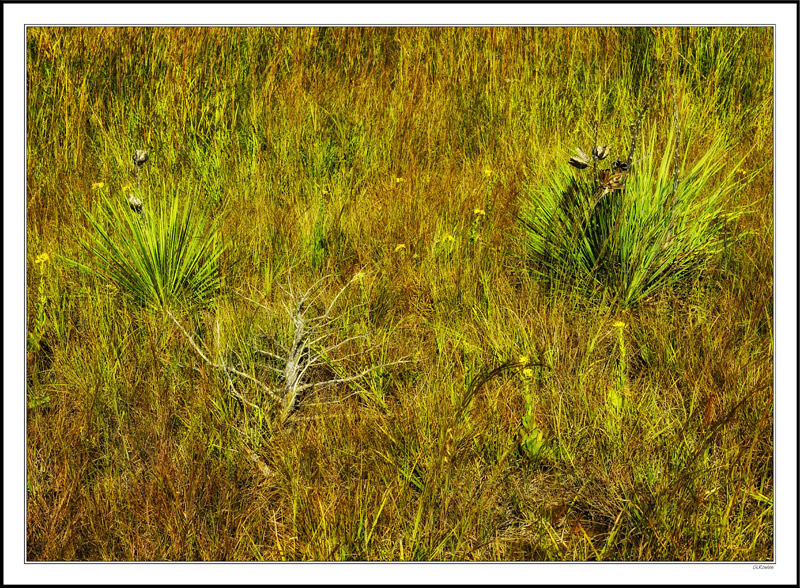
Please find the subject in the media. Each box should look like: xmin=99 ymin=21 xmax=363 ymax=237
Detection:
xmin=26 ymin=26 xmax=773 ymax=561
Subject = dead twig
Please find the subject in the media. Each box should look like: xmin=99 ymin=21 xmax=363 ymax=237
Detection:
xmin=171 ymin=269 xmax=412 ymax=425
xmin=167 ymin=309 xmax=281 ymax=406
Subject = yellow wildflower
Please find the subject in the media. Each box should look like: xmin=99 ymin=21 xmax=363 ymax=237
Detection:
xmin=394 ymin=177 xmax=404 ymax=184
xmin=483 ymin=167 xmax=493 ymax=178
xmin=612 ymin=321 xmax=626 ymax=328
xmin=394 ymin=244 xmax=406 ymax=252
xmin=444 ymin=235 xmax=455 ymax=243
xmin=522 ymin=368 xmax=534 ymax=379
xmin=519 ymin=355 xmax=529 ymax=366
xmin=474 ymin=209 xmax=486 ymax=216
xmin=91 ymin=182 xmax=105 ymax=190
xmin=34 ymin=252 xmax=50 ymax=265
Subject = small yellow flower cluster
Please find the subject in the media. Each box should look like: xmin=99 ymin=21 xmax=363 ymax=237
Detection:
xmin=612 ymin=321 xmax=626 ymax=328
xmin=91 ymin=182 xmax=105 ymax=191
xmin=394 ymin=243 xmax=406 ymax=253
xmin=34 ymin=252 xmax=50 ymax=265
xmin=518 ymin=356 xmax=533 ymax=378
xmin=443 ymin=235 xmax=455 ymax=243
xmin=394 ymin=177 xmax=404 ymax=184
xmin=474 ymin=208 xmax=486 ymax=217
xmin=483 ymin=166 xmax=493 ymax=178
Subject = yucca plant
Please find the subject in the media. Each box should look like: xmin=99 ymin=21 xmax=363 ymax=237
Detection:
xmin=518 ymin=123 xmax=748 ymax=307
xmin=72 ymin=194 xmax=226 ymax=311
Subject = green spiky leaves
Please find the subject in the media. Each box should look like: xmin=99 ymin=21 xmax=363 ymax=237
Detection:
xmin=72 ymin=195 xmax=226 ymax=311
xmin=519 ymin=125 xmax=748 ymax=307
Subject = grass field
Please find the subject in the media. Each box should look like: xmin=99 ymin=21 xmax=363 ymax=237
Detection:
xmin=25 ymin=26 xmax=773 ymax=561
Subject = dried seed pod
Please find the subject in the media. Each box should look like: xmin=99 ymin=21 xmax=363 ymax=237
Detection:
xmin=127 ymin=193 xmax=143 ymax=213
xmin=612 ymin=159 xmax=629 ymax=173
xmin=133 ymin=150 xmax=149 ymax=166
xmin=568 ymin=147 xmax=591 ymax=169
xmin=593 ymin=145 xmax=611 ymax=160
xmin=599 ymin=169 xmax=627 ymax=192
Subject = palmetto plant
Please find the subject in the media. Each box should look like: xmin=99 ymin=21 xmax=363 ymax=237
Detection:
xmin=73 ymin=195 xmax=226 ymax=311
xmin=518 ymin=123 xmax=747 ymax=307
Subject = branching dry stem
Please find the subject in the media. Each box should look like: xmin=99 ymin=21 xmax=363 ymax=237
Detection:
xmin=167 ymin=309 xmax=281 ymax=406
xmin=170 ymin=270 xmax=411 ymax=424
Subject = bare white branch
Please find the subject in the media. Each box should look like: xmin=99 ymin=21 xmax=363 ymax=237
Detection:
xmin=293 ymin=356 xmax=412 ymax=394
xmin=168 ymin=310 xmax=281 ymax=404
xmin=173 ymin=269 xmax=404 ymax=424
xmin=233 ymin=290 xmax=271 ymax=312
xmin=255 ymin=362 xmax=285 ymax=375
xmin=252 ymin=346 xmax=286 ymax=363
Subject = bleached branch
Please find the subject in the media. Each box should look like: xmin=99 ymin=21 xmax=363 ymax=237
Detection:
xmin=168 ymin=310 xmax=281 ymax=404
xmin=293 ymin=356 xmax=412 ymax=394
xmin=172 ymin=269 xmax=408 ymax=425
xmin=252 ymin=346 xmax=286 ymax=363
